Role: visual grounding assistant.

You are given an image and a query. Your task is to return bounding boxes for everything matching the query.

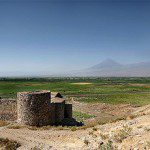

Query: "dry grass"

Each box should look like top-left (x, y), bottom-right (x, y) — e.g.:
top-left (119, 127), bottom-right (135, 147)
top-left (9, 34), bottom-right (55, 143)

top-left (70, 126), bottom-right (77, 131)
top-left (83, 138), bottom-right (90, 145)
top-left (126, 114), bottom-right (138, 120)
top-left (54, 126), bottom-right (70, 131)
top-left (0, 138), bottom-right (21, 150)
top-left (92, 127), bottom-right (98, 131)
top-left (99, 140), bottom-right (118, 150)
top-left (0, 120), bottom-right (9, 127)
top-left (78, 116), bottom-right (127, 131)
top-left (7, 125), bottom-right (22, 129)
top-left (113, 125), bottom-right (132, 143)
top-left (7, 125), bottom-right (52, 131)
top-left (71, 82), bottom-right (92, 85)
top-left (79, 123), bottom-right (96, 130)
top-left (147, 141), bottom-right (150, 148)
top-left (100, 133), bottom-right (109, 140)
top-left (30, 146), bottom-right (43, 150)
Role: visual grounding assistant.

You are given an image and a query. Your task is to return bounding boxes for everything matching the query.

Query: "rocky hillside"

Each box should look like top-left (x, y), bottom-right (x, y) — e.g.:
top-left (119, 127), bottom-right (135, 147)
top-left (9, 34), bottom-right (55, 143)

top-left (0, 104), bottom-right (150, 150)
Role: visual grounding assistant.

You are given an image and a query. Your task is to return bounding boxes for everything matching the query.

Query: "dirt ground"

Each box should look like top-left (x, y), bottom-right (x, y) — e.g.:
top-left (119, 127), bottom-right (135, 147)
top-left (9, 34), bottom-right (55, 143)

top-left (0, 98), bottom-right (149, 150)
top-left (0, 98), bottom-right (135, 123)
top-left (0, 104), bottom-right (150, 150)
top-left (71, 82), bottom-right (93, 85)
top-left (72, 100), bottom-right (135, 123)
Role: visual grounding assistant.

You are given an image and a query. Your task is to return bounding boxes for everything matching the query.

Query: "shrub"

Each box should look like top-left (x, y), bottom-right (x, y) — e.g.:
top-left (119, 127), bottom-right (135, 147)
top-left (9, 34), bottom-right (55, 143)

top-left (84, 138), bottom-right (90, 145)
top-left (92, 127), bottom-right (98, 131)
top-left (114, 125), bottom-right (132, 143)
top-left (0, 120), bottom-right (9, 127)
top-left (73, 111), bottom-right (95, 122)
top-left (8, 125), bottom-right (21, 129)
top-left (70, 126), bottom-right (77, 131)
top-left (0, 138), bottom-right (21, 150)
top-left (30, 146), bottom-right (42, 150)
top-left (99, 140), bottom-right (118, 150)
top-left (100, 133), bottom-right (109, 140)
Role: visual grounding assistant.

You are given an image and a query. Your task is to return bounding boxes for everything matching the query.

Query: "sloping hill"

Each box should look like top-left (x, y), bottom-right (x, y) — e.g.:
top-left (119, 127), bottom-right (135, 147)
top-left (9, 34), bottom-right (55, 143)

top-left (71, 59), bottom-right (150, 77)
top-left (0, 104), bottom-right (150, 150)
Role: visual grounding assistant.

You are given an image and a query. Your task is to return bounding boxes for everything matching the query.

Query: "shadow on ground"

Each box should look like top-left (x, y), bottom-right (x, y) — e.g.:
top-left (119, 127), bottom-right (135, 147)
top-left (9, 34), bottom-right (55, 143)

top-left (56, 118), bottom-right (84, 127)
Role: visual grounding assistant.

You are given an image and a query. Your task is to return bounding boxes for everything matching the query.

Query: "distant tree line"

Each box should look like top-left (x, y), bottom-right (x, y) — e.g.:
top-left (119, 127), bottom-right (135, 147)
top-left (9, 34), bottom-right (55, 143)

top-left (0, 77), bottom-right (150, 84)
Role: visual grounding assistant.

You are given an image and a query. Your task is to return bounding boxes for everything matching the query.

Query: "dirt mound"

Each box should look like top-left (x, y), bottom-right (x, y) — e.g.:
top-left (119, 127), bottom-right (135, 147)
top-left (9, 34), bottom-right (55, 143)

top-left (80, 105), bottom-right (150, 150)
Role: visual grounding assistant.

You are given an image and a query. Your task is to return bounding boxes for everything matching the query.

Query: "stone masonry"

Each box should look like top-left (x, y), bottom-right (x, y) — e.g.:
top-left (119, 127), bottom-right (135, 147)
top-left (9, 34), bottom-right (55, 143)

top-left (17, 90), bottom-right (72, 126)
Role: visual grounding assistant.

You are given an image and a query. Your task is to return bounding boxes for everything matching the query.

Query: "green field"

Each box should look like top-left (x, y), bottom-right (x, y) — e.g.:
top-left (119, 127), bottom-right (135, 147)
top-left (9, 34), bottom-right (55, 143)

top-left (0, 77), bottom-right (150, 106)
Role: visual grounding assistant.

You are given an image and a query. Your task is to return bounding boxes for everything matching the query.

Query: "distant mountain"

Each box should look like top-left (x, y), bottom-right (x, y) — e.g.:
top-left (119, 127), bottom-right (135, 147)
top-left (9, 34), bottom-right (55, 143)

top-left (89, 59), bottom-right (122, 70)
top-left (69, 59), bottom-right (150, 77)
top-left (1, 59), bottom-right (149, 77)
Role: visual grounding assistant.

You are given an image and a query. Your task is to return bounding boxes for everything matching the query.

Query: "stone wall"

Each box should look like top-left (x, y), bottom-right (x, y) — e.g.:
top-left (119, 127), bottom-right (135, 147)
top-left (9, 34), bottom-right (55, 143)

top-left (17, 90), bottom-right (72, 126)
top-left (64, 104), bottom-right (72, 119)
top-left (17, 91), bottom-right (51, 126)
top-left (49, 103), bottom-right (56, 125)
top-left (54, 101), bottom-right (65, 124)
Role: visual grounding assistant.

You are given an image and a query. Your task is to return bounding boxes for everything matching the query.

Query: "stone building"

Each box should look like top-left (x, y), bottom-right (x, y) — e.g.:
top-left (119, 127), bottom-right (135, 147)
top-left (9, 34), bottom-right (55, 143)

top-left (17, 90), bottom-right (72, 126)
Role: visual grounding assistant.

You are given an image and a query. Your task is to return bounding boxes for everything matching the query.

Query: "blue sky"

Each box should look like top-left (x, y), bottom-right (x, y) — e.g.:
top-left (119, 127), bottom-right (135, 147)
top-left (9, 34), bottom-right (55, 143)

top-left (0, 0), bottom-right (150, 75)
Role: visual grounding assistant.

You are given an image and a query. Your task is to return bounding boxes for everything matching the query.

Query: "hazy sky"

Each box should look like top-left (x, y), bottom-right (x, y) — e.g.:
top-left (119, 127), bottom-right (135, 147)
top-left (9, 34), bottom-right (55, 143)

top-left (0, 0), bottom-right (150, 75)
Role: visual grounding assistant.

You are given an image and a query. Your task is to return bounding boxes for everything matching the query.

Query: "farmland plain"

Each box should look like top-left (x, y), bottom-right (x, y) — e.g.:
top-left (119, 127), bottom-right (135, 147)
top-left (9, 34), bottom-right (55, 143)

top-left (0, 77), bottom-right (150, 106)
top-left (0, 77), bottom-right (150, 149)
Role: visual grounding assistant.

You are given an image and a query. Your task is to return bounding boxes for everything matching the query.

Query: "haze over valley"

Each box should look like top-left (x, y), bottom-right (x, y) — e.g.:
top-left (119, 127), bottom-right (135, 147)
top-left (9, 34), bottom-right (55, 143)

top-left (68, 59), bottom-right (150, 77)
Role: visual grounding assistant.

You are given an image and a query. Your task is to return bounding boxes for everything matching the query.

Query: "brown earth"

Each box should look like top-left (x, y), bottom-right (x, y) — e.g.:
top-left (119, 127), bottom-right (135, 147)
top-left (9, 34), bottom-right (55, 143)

top-left (0, 104), bottom-right (149, 150)
top-left (71, 82), bottom-right (93, 85)
top-left (0, 98), bottom-right (135, 123)
top-left (1, 98), bottom-right (150, 149)
top-left (72, 100), bottom-right (135, 123)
